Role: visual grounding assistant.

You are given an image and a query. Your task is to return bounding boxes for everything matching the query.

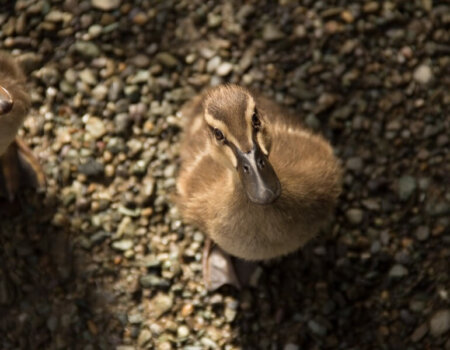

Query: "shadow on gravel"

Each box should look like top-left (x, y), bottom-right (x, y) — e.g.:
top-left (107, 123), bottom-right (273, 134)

top-left (0, 192), bottom-right (122, 349)
top-left (233, 234), bottom-right (393, 348)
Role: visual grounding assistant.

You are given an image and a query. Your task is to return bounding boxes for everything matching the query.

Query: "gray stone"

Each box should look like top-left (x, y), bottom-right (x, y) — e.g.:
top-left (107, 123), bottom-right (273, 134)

top-left (86, 116), bottom-right (106, 139)
top-left (207, 56), bottom-right (221, 73)
top-left (224, 306), bottom-right (237, 323)
top-left (409, 300), bottom-right (426, 312)
top-left (137, 329), bottom-right (152, 347)
top-left (263, 23), bottom-right (284, 41)
top-left (140, 274), bottom-right (170, 288)
top-left (111, 239), bottom-right (133, 251)
top-left (73, 41), bottom-right (100, 57)
top-left (155, 52), bottom-right (179, 68)
top-left (362, 199), bottom-right (380, 211)
top-left (114, 113), bottom-right (130, 134)
top-left (36, 66), bottom-right (60, 86)
top-left (177, 325), bottom-right (190, 338)
top-left (411, 323), bottom-right (428, 342)
top-left (413, 64), bottom-right (433, 84)
top-left (106, 137), bottom-right (126, 154)
top-left (128, 313), bottom-right (143, 324)
top-left (139, 255), bottom-right (160, 268)
top-left (127, 139), bottom-right (143, 157)
top-left (78, 159), bottom-right (104, 177)
top-left (207, 13), bottom-right (222, 28)
top-left (109, 79), bottom-right (124, 101)
top-left (148, 293), bottom-right (174, 318)
top-left (79, 68), bottom-right (97, 85)
top-left (346, 157), bottom-right (363, 172)
top-left (90, 231), bottom-right (110, 245)
top-left (91, 0), bottom-right (121, 11)
top-left (130, 70), bottom-right (150, 84)
top-left (389, 264), bottom-right (409, 278)
top-left (398, 175), bottom-right (416, 201)
top-left (46, 315), bottom-right (58, 332)
top-left (430, 309), bottom-right (450, 337)
top-left (308, 319), bottom-right (327, 336)
top-left (200, 338), bottom-right (218, 348)
top-left (346, 208), bottom-right (364, 225)
top-left (284, 344), bottom-right (300, 350)
top-left (130, 54), bottom-right (150, 68)
top-left (304, 114), bottom-right (320, 130)
top-left (415, 226), bottom-right (430, 241)
top-left (164, 164), bottom-right (177, 178)
top-left (216, 62), bottom-right (233, 76)
top-left (88, 24), bottom-right (103, 38)
top-left (92, 84), bottom-right (108, 100)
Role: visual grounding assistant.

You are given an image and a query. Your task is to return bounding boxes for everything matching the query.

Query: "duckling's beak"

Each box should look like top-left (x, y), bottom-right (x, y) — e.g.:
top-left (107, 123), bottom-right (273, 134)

top-left (236, 145), bottom-right (281, 205)
top-left (0, 85), bottom-right (14, 115)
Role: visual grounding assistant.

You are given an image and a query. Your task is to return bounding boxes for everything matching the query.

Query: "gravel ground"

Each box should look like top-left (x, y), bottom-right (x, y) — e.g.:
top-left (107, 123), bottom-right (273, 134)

top-left (0, 0), bottom-right (449, 349)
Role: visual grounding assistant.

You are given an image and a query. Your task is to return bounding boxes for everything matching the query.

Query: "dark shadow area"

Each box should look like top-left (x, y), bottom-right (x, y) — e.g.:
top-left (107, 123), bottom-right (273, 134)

top-left (0, 191), bottom-right (123, 349)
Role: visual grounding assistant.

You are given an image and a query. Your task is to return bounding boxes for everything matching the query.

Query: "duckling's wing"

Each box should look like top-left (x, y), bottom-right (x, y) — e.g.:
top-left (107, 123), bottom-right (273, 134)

top-left (0, 137), bottom-right (46, 201)
top-left (0, 52), bottom-right (45, 202)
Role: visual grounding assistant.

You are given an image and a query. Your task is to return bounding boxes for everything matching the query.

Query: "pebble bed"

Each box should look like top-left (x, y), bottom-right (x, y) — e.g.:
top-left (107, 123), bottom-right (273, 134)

top-left (0, 0), bottom-right (449, 349)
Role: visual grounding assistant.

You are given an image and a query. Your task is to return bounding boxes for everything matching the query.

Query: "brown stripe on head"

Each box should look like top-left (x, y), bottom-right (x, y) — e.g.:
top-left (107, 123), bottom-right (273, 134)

top-left (203, 85), bottom-right (254, 152)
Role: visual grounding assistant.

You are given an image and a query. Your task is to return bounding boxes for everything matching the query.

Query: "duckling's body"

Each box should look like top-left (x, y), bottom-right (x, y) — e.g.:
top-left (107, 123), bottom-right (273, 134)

top-left (0, 52), bottom-right (30, 155)
top-left (0, 51), bottom-right (45, 201)
top-left (177, 85), bottom-right (341, 287)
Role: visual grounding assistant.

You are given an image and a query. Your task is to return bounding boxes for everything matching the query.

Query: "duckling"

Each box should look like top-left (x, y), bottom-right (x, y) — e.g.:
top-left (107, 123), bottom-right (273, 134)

top-left (0, 51), bottom-right (45, 201)
top-left (176, 84), bottom-right (342, 290)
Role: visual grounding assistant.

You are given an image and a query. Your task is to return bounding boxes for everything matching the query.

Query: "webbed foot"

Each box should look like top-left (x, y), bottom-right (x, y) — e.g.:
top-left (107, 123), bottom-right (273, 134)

top-left (202, 238), bottom-right (259, 291)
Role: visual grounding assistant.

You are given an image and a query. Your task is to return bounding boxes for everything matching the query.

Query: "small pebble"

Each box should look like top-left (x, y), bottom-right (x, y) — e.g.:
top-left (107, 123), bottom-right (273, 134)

top-left (430, 309), bottom-right (450, 337)
top-left (411, 323), bottom-right (428, 342)
top-left (91, 0), bottom-right (121, 11)
top-left (216, 62), bottom-right (233, 76)
top-left (263, 23), bottom-right (284, 41)
top-left (177, 325), bottom-right (190, 339)
top-left (112, 239), bottom-right (133, 251)
top-left (398, 176), bottom-right (417, 201)
top-left (148, 293), bottom-right (174, 319)
top-left (85, 117), bottom-right (106, 139)
top-left (389, 264), bottom-right (409, 278)
top-left (284, 344), bottom-right (300, 350)
top-left (137, 329), bottom-right (152, 347)
top-left (413, 64), bottom-right (433, 84)
top-left (415, 226), bottom-right (430, 241)
top-left (346, 208), bottom-right (364, 225)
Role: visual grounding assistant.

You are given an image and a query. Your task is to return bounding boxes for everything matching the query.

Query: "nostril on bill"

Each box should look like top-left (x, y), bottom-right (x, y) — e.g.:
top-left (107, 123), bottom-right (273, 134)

top-left (257, 158), bottom-right (265, 169)
top-left (243, 164), bottom-right (250, 174)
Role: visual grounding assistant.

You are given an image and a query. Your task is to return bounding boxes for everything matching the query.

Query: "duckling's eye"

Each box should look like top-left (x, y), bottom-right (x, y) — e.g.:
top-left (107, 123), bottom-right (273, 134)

top-left (251, 111), bottom-right (261, 130)
top-left (213, 128), bottom-right (224, 141)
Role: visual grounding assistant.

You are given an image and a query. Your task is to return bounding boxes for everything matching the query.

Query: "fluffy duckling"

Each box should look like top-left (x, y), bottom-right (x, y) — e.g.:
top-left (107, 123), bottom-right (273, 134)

top-left (176, 84), bottom-right (342, 290)
top-left (0, 51), bottom-right (45, 201)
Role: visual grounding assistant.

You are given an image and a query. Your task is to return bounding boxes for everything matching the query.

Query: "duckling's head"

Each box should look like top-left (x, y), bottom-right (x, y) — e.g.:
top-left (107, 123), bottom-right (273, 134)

top-left (0, 51), bottom-right (27, 116)
top-left (0, 85), bottom-right (13, 115)
top-left (203, 84), bottom-right (281, 205)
